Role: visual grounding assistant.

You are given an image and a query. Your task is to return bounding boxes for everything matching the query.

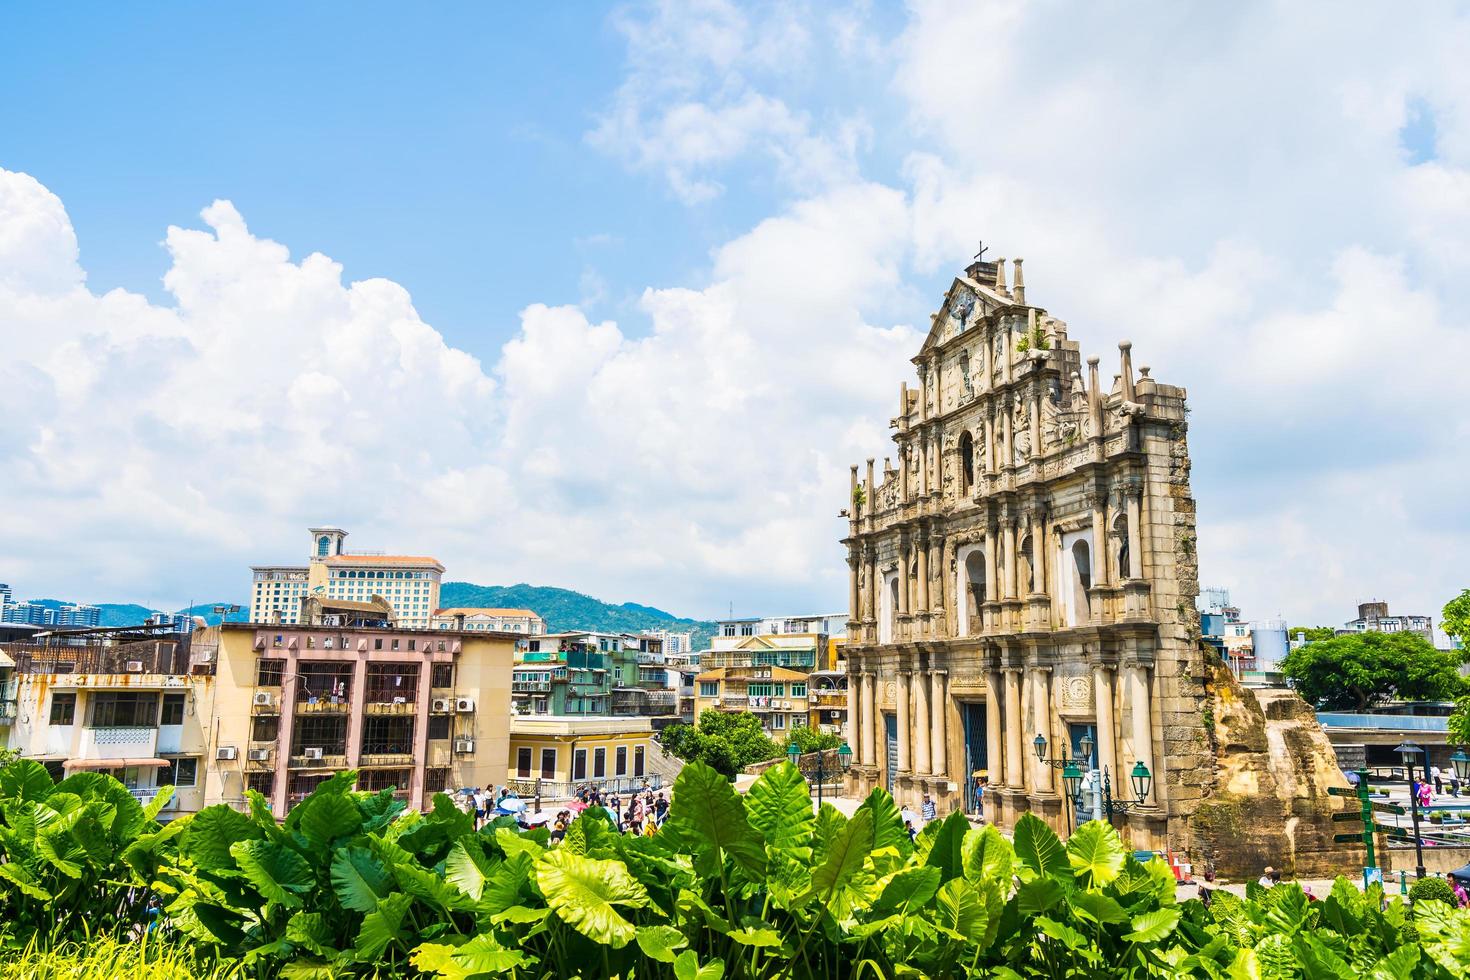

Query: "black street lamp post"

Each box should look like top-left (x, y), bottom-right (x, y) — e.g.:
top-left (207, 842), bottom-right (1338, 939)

top-left (789, 741), bottom-right (853, 808)
top-left (1396, 740), bottom-right (1429, 879)
top-left (1033, 734), bottom-right (1086, 833)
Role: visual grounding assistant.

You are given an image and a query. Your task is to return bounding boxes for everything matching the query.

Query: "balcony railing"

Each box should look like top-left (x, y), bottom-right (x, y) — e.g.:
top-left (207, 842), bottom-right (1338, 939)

top-left (296, 698), bottom-right (351, 714)
top-left (513, 681), bottom-right (552, 692)
top-left (289, 752), bottom-right (348, 769)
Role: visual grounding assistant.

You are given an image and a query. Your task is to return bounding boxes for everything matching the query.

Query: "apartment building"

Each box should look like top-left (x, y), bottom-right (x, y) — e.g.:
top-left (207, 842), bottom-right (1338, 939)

top-left (507, 715), bottom-right (667, 797)
top-left (692, 665), bottom-right (811, 734)
top-left (512, 631), bottom-right (678, 720)
top-left (203, 596), bottom-right (513, 817)
top-left (249, 526), bottom-right (444, 628)
top-left (711, 613), bottom-right (847, 650)
top-left (433, 607), bottom-right (545, 635)
top-left (2, 624), bottom-right (212, 817)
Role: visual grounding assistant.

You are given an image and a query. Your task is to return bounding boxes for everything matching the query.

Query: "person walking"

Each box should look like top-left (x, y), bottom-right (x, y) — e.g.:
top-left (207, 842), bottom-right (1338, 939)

top-left (1432, 766), bottom-right (1444, 795)
top-left (921, 794), bottom-right (938, 823)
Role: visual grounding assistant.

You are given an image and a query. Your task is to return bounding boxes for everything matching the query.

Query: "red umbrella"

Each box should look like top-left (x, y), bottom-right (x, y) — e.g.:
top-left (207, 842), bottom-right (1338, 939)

top-left (566, 800), bottom-right (589, 813)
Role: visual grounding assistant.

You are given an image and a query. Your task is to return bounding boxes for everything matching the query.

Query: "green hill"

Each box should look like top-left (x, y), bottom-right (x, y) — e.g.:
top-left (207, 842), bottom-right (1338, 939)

top-left (438, 582), bottom-right (715, 650)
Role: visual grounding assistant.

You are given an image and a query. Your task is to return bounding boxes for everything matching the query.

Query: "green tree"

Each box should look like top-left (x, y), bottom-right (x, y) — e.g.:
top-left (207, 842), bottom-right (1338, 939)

top-left (1281, 630), bottom-right (1467, 711)
top-left (780, 724), bottom-right (844, 756)
top-left (1439, 590), bottom-right (1470, 743)
top-left (1287, 625), bottom-right (1336, 643)
top-left (655, 710), bottom-right (779, 778)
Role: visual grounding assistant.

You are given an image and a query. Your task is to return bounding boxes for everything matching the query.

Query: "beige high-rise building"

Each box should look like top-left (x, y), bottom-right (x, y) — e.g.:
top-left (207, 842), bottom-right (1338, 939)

top-left (249, 526), bottom-right (443, 628)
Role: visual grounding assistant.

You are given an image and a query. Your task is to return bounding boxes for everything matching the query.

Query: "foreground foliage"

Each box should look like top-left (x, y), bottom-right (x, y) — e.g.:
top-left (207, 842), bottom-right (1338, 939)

top-left (2, 757), bottom-right (1470, 978)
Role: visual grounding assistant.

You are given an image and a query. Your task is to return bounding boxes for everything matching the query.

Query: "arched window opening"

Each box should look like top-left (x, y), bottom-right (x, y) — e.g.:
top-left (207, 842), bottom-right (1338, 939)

top-left (1113, 513), bottom-right (1131, 582)
top-left (1020, 533), bottom-right (1035, 595)
top-left (964, 551), bottom-right (986, 635)
top-left (317, 536), bottom-right (330, 557)
top-left (959, 432), bottom-right (975, 492)
top-left (1070, 540), bottom-right (1093, 626)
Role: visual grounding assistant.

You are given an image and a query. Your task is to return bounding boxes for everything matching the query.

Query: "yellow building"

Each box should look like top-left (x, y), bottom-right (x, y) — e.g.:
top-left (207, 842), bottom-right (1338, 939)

top-left (199, 598), bottom-right (513, 816)
top-left (433, 607), bottom-right (545, 635)
top-left (507, 715), bottom-right (663, 797)
top-left (692, 664), bottom-right (811, 735)
top-left (250, 526), bottom-right (444, 628)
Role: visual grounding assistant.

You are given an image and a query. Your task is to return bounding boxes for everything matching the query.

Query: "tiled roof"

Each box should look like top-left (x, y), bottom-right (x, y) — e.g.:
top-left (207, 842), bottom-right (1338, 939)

top-left (435, 607), bottom-right (541, 618)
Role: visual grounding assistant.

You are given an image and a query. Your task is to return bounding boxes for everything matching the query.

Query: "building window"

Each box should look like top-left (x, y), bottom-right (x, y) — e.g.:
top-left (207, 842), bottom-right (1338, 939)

top-left (431, 664), bottom-right (453, 688)
top-left (616, 746), bottom-right (627, 776)
top-left (258, 659), bottom-right (284, 686)
top-left (427, 715), bottom-right (450, 740)
top-left (251, 716), bottom-right (279, 741)
top-left (593, 747), bottom-right (607, 778)
top-left (634, 745), bottom-right (645, 777)
top-left (160, 693), bottom-right (186, 727)
top-left (87, 692), bottom-right (160, 728)
top-left (374, 639), bottom-right (384, 650)
top-left (160, 757), bottom-right (198, 787)
top-left (699, 682), bottom-right (719, 697)
top-left (772, 714), bottom-right (787, 730)
top-left (246, 771), bottom-right (274, 797)
top-left (517, 747), bottom-right (533, 778)
top-left (791, 683), bottom-right (807, 698)
top-left (540, 748), bottom-right (556, 779)
top-left (573, 748), bottom-right (587, 781)
top-left (49, 693), bottom-right (76, 726)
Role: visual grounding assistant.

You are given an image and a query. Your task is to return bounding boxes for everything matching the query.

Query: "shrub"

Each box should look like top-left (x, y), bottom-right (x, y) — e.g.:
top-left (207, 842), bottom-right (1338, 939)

top-left (1410, 875), bottom-right (1458, 908)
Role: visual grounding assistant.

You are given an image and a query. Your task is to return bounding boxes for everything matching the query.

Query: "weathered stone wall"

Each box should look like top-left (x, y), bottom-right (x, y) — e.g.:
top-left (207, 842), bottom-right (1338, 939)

top-left (1189, 661), bottom-right (1365, 879)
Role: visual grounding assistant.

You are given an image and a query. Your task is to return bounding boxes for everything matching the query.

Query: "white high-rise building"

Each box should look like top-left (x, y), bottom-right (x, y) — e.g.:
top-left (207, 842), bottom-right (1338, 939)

top-left (249, 526), bottom-right (444, 628)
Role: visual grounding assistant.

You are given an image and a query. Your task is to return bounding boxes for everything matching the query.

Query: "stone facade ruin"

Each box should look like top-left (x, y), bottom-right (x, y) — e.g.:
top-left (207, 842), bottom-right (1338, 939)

top-left (841, 252), bottom-right (1361, 875)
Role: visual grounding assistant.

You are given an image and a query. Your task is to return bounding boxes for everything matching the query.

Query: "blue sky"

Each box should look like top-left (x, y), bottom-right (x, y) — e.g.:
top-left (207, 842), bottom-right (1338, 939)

top-left (2, 1), bottom-right (1468, 627)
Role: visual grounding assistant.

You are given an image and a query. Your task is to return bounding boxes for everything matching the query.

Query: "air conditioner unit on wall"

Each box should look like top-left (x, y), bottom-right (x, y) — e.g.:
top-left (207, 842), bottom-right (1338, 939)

top-left (253, 691), bottom-right (274, 707)
top-left (455, 697), bottom-right (475, 713)
top-left (304, 747), bottom-right (324, 760)
top-left (454, 738), bottom-right (475, 754)
top-left (125, 661), bottom-right (144, 673)
top-left (247, 748), bottom-right (271, 761)
top-left (431, 698), bottom-right (451, 713)
top-left (216, 746), bottom-right (238, 761)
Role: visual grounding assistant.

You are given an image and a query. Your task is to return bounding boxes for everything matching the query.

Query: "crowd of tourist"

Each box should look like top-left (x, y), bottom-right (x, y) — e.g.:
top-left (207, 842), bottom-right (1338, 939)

top-left (453, 782), bottom-right (671, 839)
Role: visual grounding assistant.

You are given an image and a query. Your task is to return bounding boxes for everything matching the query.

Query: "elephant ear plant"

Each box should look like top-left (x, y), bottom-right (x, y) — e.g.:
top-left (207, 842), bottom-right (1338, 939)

top-left (5, 756), bottom-right (1470, 977)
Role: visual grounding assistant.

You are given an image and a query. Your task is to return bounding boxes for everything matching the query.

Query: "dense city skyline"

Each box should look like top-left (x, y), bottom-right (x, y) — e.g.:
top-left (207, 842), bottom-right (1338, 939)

top-left (3, 2), bottom-right (1467, 624)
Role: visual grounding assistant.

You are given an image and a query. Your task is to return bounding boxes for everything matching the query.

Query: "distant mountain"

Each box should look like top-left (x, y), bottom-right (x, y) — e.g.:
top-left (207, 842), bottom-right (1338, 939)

top-left (438, 582), bottom-right (716, 650)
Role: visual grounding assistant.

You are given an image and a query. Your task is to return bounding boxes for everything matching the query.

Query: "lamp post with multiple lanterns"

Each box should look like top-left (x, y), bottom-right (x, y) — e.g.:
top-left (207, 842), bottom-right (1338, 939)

top-left (1033, 732), bottom-right (1152, 829)
top-left (787, 741), bottom-right (853, 809)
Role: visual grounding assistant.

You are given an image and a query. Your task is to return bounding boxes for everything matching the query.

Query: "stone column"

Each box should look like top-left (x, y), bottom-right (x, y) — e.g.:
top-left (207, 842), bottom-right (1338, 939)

top-left (860, 672), bottom-right (876, 766)
top-left (867, 551), bottom-right (879, 627)
top-left (1092, 663), bottom-right (1117, 783)
top-left (1004, 521), bottom-right (1019, 600)
top-left (985, 671), bottom-right (1004, 786)
top-left (916, 536), bottom-right (929, 635)
top-left (918, 435), bottom-right (929, 498)
top-left (1127, 662), bottom-right (1155, 805)
top-left (846, 662), bottom-right (859, 754)
top-left (1091, 494), bottom-right (1111, 590)
top-left (896, 671), bottom-right (911, 774)
top-left (1002, 397), bottom-right (1014, 467)
top-left (1033, 667), bottom-right (1054, 795)
top-left (900, 444), bottom-right (911, 503)
top-left (1030, 518), bottom-right (1046, 595)
top-left (1003, 668), bottom-right (1023, 790)
top-left (1030, 385), bottom-right (1042, 460)
top-left (865, 458), bottom-right (876, 529)
top-left (1087, 357), bottom-right (1102, 441)
top-left (899, 545), bottom-right (911, 621)
top-left (930, 670), bottom-right (947, 777)
top-left (848, 552), bottom-right (860, 629)
top-left (1126, 490), bottom-right (1143, 580)
top-left (983, 410), bottom-right (995, 474)
top-left (984, 526), bottom-right (999, 603)
top-left (913, 666), bottom-right (931, 776)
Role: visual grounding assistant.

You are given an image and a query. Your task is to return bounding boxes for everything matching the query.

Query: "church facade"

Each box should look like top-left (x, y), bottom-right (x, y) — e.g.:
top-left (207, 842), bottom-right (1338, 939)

top-left (842, 253), bottom-right (1206, 850)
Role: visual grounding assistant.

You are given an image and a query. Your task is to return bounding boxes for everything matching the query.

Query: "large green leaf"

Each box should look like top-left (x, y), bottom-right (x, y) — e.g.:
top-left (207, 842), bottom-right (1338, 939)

top-left (745, 762), bottom-right (815, 853)
top-left (142, 785), bottom-right (175, 822)
top-left (445, 836), bottom-right (497, 900)
top-left (452, 934), bottom-right (527, 973)
top-left (962, 824), bottom-right (1013, 886)
top-left (394, 858), bottom-right (475, 913)
top-left (1015, 877), bottom-right (1065, 915)
top-left (1123, 907), bottom-right (1181, 943)
top-left (536, 846), bottom-right (651, 948)
top-left (1065, 819), bottom-right (1125, 887)
top-left (0, 759), bottom-right (55, 803)
top-left (873, 865), bottom-right (941, 916)
top-left (805, 807), bottom-right (874, 919)
top-left (0, 862), bottom-right (52, 900)
top-left (662, 762), bottom-right (766, 878)
top-left (922, 810), bottom-right (969, 882)
top-left (299, 790), bottom-right (363, 851)
top-left (673, 950), bottom-right (726, 980)
top-left (284, 912), bottom-right (338, 957)
top-left (854, 786), bottom-right (910, 855)
top-left (330, 845), bottom-right (391, 912)
top-left (183, 804), bottom-right (261, 871)
top-left (1367, 945), bottom-right (1419, 980)
top-left (480, 850), bottom-right (536, 914)
top-left (1069, 890), bottom-right (1129, 925)
top-left (231, 838), bottom-right (314, 908)
top-left (934, 878), bottom-right (989, 943)
top-left (1012, 812), bottom-right (1071, 883)
top-left (637, 924), bottom-right (690, 963)
top-left (356, 891), bottom-right (413, 959)
top-left (811, 803), bottom-right (846, 865)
